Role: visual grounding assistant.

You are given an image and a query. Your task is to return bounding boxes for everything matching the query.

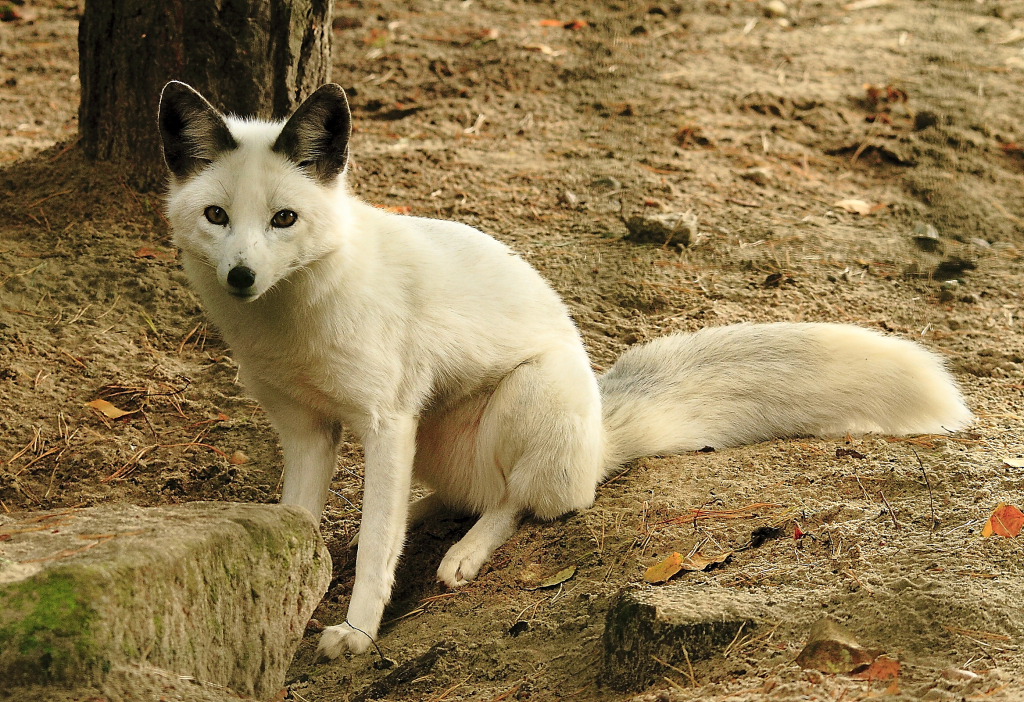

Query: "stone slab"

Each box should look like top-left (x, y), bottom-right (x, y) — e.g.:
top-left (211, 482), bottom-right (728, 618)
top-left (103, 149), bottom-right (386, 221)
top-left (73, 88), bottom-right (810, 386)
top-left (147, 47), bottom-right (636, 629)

top-left (0, 502), bottom-right (331, 701)
top-left (602, 584), bottom-right (766, 691)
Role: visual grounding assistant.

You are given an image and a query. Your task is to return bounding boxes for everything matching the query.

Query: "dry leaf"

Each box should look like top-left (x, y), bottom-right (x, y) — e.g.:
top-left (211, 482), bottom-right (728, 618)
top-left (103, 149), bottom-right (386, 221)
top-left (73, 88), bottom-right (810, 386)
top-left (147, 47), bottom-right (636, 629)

top-left (1001, 456), bottom-right (1024, 468)
top-left (834, 199), bottom-right (873, 215)
top-left (217, 412), bottom-right (230, 421)
top-left (843, 0), bottom-right (892, 10)
top-left (228, 450), bottom-right (249, 465)
top-left (536, 565), bottom-right (576, 588)
top-left (853, 655), bottom-right (900, 681)
top-left (644, 550), bottom-right (732, 584)
top-left (537, 19), bottom-right (563, 27)
top-left (85, 398), bottom-right (134, 419)
top-left (518, 564), bottom-right (576, 590)
top-left (981, 504), bottom-right (1023, 538)
top-left (644, 552), bottom-right (684, 584)
top-left (796, 618), bottom-right (881, 674)
top-left (521, 43), bottom-right (565, 56)
top-left (134, 246), bottom-right (176, 261)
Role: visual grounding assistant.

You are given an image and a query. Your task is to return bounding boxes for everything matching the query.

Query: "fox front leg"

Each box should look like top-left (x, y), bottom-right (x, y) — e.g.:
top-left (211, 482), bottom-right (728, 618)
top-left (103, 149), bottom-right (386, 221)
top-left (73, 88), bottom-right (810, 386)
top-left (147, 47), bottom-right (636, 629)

top-left (317, 414), bottom-right (417, 658)
top-left (250, 381), bottom-right (341, 522)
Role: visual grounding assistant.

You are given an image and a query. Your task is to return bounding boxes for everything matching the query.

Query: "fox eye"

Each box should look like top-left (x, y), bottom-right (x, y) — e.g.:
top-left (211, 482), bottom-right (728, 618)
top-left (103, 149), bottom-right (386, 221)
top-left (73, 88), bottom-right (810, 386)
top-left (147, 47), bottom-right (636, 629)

top-left (271, 209), bottom-right (298, 228)
top-left (204, 206), bottom-right (229, 226)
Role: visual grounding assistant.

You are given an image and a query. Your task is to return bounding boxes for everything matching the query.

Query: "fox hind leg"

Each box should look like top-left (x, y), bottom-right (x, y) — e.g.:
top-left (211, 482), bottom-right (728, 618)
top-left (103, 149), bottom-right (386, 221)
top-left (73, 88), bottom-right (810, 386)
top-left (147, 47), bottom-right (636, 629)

top-left (434, 346), bottom-right (604, 587)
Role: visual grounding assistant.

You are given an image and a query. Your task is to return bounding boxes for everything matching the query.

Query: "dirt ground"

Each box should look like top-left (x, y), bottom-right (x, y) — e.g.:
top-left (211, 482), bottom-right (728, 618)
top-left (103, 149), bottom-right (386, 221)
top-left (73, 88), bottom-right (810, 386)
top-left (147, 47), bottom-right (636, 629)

top-left (1, 0), bottom-right (1024, 700)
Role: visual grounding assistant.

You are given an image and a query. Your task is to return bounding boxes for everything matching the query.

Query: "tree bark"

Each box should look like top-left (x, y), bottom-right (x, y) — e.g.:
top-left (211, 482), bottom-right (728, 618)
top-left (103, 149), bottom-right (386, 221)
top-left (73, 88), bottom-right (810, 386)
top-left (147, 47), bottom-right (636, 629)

top-left (79, 0), bottom-right (334, 190)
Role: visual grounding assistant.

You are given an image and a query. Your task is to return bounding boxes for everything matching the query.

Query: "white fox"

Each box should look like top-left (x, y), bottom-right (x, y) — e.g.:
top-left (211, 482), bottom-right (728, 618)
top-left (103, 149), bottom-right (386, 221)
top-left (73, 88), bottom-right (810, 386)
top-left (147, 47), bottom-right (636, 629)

top-left (158, 82), bottom-right (973, 660)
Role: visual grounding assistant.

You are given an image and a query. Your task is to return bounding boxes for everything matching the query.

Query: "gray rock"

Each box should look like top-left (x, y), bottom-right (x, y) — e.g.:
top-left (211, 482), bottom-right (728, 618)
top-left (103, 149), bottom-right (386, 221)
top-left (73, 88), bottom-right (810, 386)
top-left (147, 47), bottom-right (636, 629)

top-left (602, 584), bottom-right (765, 691)
top-left (740, 167), bottom-right (772, 187)
top-left (0, 502), bottom-right (330, 701)
top-left (912, 222), bottom-right (941, 252)
top-left (624, 211), bottom-right (697, 247)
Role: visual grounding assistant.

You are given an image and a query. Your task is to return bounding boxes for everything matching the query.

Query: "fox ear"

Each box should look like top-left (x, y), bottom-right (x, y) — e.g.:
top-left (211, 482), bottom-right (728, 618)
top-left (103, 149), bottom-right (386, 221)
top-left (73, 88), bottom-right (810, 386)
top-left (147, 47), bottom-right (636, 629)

top-left (158, 81), bottom-right (237, 180)
top-left (273, 84), bottom-right (352, 184)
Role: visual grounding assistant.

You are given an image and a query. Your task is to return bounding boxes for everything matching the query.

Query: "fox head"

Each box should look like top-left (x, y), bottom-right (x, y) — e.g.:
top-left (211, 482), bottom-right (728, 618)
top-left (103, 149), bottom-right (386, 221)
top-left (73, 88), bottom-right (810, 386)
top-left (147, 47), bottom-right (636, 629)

top-left (158, 81), bottom-right (352, 301)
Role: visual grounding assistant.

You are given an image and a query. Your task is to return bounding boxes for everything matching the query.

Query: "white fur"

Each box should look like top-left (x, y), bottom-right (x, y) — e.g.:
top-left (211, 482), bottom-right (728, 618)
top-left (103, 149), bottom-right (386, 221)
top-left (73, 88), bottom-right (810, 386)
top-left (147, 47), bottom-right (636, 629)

top-left (165, 116), bottom-right (972, 661)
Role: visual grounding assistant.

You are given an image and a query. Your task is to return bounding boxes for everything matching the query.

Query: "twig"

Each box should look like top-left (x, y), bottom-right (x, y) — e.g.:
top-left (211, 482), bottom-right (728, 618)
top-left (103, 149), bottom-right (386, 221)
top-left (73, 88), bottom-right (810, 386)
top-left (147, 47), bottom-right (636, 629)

top-left (426, 675), bottom-right (471, 702)
top-left (663, 676), bottom-right (686, 691)
top-left (101, 445), bottom-right (159, 483)
top-left (27, 189), bottom-right (73, 209)
top-left (658, 502), bottom-right (784, 526)
top-left (912, 448), bottom-right (936, 532)
top-left (161, 441), bottom-right (226, 458)
top-left (5, 427), bottom-right (42, 467)
top-left (178, 323), bottom-right (201, 355)
top-left (879, 491), bottom-right (899, 530)
top-left (14, 446), bottom-right (61, 476)
top-left (20, 535), bottom-right (113, 563)
top-left (855, 475), bottom-right (870, 501)
top-left (49, 139), bottom-right (79, 162)
top-left (850, 121), bottom-right (881, 163)
top-left (58, 348), bottom-right (88, 369)
top-left (722, 622), bottom-right (747, 658)
top-left (651, 654), bottom-right (695, 687)
top-left (682, 646), bottom-right (696, 687)
top-left (600, 463), bottom-right (633, 488)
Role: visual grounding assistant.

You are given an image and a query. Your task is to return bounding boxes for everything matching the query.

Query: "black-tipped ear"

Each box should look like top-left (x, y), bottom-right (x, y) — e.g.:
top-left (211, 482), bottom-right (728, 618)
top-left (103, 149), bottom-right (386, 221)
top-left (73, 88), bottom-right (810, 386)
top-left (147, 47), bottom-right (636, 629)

top-left (272, 84), bottom-right (352, 184)
top-left (158, 81), bottom-right (238, 180)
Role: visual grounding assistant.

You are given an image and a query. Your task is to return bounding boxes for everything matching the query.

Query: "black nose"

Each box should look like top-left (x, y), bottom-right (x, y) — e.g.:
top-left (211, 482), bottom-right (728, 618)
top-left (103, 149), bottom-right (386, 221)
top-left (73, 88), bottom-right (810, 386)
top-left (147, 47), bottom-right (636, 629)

top-left (227, 266), bottom-right (256, 290)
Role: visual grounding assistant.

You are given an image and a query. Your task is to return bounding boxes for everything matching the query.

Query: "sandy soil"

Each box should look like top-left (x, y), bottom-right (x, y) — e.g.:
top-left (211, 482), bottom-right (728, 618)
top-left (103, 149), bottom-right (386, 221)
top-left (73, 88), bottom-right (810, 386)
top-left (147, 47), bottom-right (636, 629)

top-left (1, 0), bottom-right (1023, 700)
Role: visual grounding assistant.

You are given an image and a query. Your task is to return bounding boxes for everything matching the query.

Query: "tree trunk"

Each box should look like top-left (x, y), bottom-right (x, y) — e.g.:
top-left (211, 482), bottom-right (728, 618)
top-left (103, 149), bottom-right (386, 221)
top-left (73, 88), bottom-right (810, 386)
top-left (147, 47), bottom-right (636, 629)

top-left (78, 0), bottom-right (334, 190)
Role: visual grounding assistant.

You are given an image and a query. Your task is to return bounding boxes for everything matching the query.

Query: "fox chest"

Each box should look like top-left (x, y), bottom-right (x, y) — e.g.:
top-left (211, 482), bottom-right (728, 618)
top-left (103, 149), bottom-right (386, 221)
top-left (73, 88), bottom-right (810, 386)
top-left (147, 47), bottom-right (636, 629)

top-left (231, 328), bottom-right (391, 424)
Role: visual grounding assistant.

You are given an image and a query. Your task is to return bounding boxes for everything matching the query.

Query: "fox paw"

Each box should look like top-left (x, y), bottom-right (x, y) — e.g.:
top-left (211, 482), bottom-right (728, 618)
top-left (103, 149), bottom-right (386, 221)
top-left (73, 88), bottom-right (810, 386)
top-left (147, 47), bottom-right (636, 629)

top-left (437, 542), bottom-right (487, 588)
top-left (316, 623), bottom-right (373, 660)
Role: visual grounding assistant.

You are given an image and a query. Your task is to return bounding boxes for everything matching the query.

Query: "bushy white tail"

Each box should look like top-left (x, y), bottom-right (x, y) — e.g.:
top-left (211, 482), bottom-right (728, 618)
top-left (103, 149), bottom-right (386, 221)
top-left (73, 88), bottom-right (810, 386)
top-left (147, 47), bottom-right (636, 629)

top-left (599, 323), bottom-right (973, 473)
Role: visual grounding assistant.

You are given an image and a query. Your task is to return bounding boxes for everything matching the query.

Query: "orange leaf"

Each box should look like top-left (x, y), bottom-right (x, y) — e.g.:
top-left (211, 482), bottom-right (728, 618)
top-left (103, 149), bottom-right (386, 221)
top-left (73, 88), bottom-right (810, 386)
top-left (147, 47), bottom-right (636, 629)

top-left (794, 524), bottom-right (805, 540)
top-left (538, 19), bottom-right (563, 26)
top-left (982, 504), bottom-right (1024, 538)
top-left (134, 246), bottom-right (176, 261)
top-left (217, 412), bottom-right (230, 421)
top-left (372, 203), bottom-right (411, 215)
top-left (644, 550), bottom-right (731, 584)
top-left (85, 398), bottom-right (135, 419)
top-left (853, 655), bottom-right (900, 681)
top-left (644, 552), bottom-right (683, 584)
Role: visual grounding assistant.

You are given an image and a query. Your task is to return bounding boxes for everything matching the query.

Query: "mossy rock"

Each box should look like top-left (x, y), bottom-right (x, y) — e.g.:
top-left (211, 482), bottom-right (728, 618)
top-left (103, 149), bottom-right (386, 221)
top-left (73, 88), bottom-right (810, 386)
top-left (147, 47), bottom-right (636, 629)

top-left (0, 502), bottom-right (330, 700)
